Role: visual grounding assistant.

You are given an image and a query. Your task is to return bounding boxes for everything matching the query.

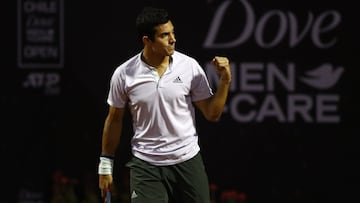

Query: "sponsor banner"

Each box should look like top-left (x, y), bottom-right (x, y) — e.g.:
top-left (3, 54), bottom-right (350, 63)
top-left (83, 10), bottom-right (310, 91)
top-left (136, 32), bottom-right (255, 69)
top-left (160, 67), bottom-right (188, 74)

top-left (17, 0), bottom-right (64, 68)
top-left (200, 0), bottom-right (344, 123)
top-left (17, 0), bottom-right (64, 96)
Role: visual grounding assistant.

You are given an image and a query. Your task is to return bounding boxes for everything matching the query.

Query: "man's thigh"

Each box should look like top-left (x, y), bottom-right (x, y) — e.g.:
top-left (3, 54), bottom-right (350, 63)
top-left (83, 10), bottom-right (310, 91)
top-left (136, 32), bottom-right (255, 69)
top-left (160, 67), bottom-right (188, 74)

top-left (126, 157), bottom-right (168, 203)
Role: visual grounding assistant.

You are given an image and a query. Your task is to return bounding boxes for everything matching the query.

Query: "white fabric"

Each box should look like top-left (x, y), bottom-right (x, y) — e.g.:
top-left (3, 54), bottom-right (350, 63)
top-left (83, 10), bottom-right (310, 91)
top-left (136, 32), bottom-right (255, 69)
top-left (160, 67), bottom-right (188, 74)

top-left (98, 157), bottom-right (114, 175)
top-left (107, 51), bottom-right (213, 165)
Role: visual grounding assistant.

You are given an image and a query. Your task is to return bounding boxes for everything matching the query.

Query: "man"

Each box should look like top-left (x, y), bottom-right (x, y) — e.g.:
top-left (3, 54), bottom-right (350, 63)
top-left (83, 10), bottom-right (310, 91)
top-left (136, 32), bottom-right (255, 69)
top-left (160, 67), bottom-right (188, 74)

top-left (98, 6), bottom-right (232, 203)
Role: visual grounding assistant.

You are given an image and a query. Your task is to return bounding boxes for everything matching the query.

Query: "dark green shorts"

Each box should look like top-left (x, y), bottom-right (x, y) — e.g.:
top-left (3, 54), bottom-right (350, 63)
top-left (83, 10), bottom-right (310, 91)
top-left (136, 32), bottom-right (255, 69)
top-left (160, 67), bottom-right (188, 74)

top-left (125, 153), bottom-right (210, 203)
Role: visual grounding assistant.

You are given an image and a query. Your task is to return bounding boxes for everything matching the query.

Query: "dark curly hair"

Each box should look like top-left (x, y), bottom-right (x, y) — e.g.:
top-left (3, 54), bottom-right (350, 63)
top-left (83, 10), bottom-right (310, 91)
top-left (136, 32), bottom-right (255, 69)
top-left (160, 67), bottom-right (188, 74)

top-left (136, 7), bottom-right (170, 41)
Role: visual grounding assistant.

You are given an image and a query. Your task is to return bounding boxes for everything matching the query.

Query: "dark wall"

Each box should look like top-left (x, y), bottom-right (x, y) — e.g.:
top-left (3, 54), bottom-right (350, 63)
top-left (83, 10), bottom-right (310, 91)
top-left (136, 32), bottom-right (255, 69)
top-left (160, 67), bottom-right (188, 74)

top-left (2, 0), bottom-right (359, 202)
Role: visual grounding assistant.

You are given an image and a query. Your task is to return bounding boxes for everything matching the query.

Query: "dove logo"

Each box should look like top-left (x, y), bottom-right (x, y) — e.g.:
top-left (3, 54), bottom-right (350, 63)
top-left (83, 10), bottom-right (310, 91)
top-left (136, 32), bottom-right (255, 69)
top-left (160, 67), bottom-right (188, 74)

top-left (205, 61), bottom-right (343, 123)
top-left (300, 64), bottom-right (344, 90)
top-left (204, 0), bottom-right (341, 49)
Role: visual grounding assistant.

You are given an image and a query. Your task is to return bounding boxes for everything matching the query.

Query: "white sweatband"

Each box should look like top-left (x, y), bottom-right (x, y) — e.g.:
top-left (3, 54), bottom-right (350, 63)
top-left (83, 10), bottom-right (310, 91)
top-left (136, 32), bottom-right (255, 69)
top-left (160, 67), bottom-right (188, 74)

top-left (98, 156), bottom-right (114, 175)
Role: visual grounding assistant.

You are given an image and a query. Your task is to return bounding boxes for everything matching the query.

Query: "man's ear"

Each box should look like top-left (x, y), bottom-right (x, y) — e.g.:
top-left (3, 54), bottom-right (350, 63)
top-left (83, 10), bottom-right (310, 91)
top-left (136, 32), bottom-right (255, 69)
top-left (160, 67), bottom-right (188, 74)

top-left (142, 36), bottom-right (150, 44)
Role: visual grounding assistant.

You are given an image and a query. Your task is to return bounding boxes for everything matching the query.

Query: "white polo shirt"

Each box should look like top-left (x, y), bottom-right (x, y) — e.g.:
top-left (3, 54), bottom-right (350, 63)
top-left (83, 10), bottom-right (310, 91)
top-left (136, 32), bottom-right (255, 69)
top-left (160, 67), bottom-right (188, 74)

top-left (107, 51), bottom-right (213, 165)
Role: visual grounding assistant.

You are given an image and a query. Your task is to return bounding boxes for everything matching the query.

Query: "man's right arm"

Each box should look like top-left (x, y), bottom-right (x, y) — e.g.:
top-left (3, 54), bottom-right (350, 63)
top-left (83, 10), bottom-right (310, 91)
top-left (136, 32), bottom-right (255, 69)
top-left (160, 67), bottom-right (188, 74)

top-left (98, 106), bottom-right (125, 191)
top-left (101, 106), bottom-right (125, 155)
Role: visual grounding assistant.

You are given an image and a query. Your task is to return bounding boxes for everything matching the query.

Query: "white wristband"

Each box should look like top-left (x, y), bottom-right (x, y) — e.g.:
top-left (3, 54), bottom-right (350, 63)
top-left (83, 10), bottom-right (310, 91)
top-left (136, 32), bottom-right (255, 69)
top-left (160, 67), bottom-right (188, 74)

top-left (98, 156), bottom-right (114, 175)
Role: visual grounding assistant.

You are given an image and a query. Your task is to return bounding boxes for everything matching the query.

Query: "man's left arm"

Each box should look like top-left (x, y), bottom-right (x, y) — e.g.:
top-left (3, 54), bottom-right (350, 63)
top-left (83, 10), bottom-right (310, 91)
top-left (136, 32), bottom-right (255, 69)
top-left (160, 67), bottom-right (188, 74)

top-left (194, 56), bottom-right (232, 122)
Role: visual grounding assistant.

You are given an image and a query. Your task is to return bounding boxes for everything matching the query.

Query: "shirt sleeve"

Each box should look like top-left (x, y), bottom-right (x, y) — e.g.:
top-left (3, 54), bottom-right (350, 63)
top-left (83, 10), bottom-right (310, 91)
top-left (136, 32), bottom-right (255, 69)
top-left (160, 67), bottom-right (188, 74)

top-left (107, 67), bottom-right (128, 108)
top-left (190, 59), bottom-right (213, 102)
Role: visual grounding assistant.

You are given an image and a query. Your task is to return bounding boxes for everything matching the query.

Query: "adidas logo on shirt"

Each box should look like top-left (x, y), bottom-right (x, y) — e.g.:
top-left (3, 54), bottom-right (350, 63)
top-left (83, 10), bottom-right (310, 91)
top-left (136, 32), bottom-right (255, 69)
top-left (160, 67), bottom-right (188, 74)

top-left (173, 76), bottom-right (182, 83)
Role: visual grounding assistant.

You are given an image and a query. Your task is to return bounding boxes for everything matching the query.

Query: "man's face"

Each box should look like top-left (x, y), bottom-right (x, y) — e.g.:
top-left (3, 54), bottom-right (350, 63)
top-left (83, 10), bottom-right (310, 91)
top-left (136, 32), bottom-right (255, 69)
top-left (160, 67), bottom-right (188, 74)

top-left (150, 20), bottom-right (176, 56)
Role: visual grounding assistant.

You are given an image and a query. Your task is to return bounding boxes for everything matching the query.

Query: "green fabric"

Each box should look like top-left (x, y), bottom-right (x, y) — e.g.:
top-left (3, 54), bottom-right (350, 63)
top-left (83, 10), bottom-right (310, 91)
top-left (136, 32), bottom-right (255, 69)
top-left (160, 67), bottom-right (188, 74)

top-left (126, 153), bottom-right (210, 203)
